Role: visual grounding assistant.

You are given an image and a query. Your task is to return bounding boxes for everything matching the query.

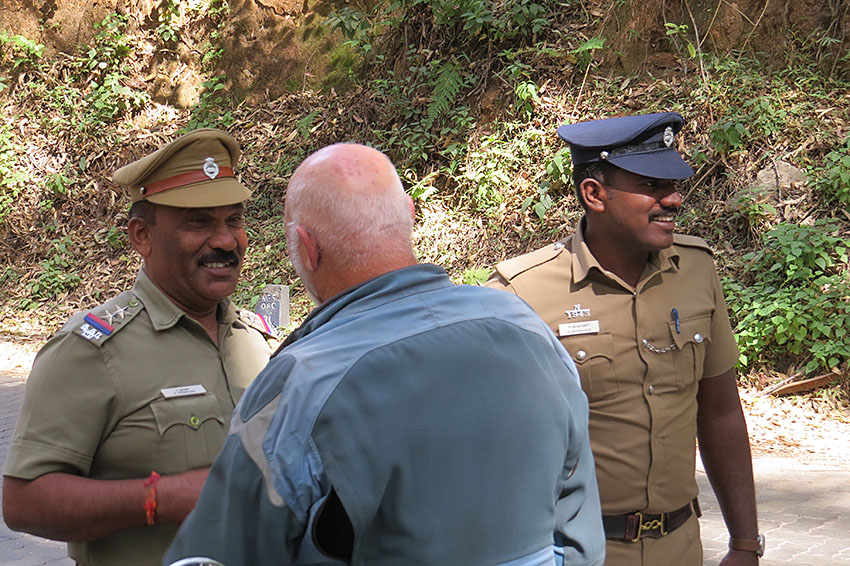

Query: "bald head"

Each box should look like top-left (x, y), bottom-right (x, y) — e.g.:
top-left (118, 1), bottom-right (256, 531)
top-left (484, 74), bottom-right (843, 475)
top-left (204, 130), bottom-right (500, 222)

top-left (285, 143), bottom-right (417, 302)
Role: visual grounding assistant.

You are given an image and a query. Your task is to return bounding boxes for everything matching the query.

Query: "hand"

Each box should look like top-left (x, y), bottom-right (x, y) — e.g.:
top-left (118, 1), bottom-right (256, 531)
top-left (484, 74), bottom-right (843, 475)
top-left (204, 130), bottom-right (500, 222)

top-left (718, 549), bottom-right (759, 566)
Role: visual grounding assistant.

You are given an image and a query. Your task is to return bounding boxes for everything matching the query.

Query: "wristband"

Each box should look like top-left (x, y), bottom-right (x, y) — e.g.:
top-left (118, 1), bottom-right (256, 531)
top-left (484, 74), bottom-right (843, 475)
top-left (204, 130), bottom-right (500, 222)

top-left (143, 471), bottom-right (161, 526)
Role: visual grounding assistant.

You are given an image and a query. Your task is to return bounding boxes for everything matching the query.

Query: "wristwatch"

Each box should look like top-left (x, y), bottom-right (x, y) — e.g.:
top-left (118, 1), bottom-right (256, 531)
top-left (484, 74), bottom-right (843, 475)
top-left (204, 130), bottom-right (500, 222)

top-left (729, 534), bottom-right (765, 557)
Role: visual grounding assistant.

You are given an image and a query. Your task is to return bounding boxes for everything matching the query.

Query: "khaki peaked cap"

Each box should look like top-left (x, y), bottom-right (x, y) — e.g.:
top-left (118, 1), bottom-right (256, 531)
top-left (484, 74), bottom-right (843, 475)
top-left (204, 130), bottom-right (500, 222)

top-left (113, 128), bottom-right (252, 207)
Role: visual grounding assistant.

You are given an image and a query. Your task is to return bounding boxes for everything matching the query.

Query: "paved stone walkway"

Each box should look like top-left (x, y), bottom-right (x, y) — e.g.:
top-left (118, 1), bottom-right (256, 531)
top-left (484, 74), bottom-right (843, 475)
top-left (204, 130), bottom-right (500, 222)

top-left (0, 374), bottom-right (72, 565)
top-left (699, 456), bottom-right (850, 565)
top-left (0, 370), bottom-right (848, 565)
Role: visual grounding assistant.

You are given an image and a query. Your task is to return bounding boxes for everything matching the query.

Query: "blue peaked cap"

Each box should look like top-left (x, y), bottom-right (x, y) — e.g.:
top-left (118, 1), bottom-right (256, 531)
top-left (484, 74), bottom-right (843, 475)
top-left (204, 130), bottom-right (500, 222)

top-left (557, 112), bottom-right (694, 180)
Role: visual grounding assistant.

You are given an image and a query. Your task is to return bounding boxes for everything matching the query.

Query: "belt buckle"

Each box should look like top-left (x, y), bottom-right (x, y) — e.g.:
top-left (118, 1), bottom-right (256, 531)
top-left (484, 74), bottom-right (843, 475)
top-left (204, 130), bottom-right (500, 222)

top-left (630, 511), bottom-right (669, 542)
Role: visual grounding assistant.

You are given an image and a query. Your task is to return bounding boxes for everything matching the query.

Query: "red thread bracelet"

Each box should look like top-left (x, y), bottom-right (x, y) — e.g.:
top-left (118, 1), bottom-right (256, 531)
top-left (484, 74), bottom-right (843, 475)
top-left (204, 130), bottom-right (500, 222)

top-left (143, 471), bottom-right (160, 526)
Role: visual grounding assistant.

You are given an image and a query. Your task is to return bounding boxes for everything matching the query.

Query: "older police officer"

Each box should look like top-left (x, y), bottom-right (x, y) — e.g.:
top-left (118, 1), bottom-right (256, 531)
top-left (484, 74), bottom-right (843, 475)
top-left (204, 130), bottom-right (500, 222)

top-left (3, 129), bottom-right (273, 566)
top-left (488, 113), bottom-right (762, 566)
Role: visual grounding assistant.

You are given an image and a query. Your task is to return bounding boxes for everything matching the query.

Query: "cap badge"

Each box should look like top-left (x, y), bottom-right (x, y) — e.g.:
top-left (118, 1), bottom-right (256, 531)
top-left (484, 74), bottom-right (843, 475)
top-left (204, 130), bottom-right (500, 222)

top-left (203, 157), bottom-right (220, 179)
top-left (663, 126), bottom-right (675, 147)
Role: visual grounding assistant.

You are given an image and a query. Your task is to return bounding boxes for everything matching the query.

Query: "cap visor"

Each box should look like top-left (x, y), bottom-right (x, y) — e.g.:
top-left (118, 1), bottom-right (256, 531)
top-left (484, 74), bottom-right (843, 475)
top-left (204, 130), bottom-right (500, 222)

top-left (145, 178), bottom-right (252, 207)
top-left (609, 149), bottom-right (694, 180)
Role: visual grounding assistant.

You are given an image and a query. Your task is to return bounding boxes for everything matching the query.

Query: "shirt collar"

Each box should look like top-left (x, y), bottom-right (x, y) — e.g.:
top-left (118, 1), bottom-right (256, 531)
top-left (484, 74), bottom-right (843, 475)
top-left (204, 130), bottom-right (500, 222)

top-left (278, 264), bottom-right (451, 350)
top-left (133, 269), bottom-right (235, 331)
top-left (569, 215), bottom-right (681, 286)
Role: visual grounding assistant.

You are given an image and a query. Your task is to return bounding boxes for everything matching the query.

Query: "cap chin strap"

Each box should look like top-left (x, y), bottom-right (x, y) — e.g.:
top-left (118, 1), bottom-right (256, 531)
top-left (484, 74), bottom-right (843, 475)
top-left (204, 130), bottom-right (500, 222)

top-left (600, 140), bottom-right (671, 161)
top-left (141, 167), bottom-right (234, 197)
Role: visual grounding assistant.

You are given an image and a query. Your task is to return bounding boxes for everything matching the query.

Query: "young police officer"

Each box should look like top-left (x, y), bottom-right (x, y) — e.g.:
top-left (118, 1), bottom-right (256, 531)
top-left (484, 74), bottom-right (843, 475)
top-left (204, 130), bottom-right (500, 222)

top-left (488, 113), bottom-right (763, 566)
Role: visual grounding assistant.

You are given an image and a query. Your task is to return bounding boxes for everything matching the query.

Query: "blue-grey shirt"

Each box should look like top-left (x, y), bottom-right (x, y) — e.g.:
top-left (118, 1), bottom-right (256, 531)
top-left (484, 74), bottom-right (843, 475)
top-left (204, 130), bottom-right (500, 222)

top-left (165, 264), bottom-right (604, 566)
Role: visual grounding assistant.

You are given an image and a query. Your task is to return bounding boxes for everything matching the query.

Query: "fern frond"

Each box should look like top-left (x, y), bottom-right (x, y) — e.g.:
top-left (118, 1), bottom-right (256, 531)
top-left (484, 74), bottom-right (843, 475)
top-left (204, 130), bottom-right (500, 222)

top-left (426, 61), bottom-right (465, 124)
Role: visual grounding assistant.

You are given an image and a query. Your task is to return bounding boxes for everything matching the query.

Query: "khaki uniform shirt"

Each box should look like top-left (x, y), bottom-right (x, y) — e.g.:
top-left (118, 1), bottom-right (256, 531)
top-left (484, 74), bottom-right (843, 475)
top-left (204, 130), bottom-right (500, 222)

top-left (488, 218), bottom-right (738, 520)
top-left (4, 270), bottom-right (272, 566)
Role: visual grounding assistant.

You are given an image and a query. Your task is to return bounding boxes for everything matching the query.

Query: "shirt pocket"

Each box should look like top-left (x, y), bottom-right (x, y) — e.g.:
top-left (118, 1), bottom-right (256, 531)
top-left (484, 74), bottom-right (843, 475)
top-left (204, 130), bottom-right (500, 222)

top-left (149, 393), bottom-right (226, 471)
top-left (561, 333), bottom-right (618, 402)
top-left (670, 313), bottom-right (712, 387)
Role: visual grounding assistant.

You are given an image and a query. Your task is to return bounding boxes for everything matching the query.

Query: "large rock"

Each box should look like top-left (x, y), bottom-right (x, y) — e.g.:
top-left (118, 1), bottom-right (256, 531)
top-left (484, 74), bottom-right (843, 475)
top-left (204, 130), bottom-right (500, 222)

top-left (752, 161), bottom-right (808, 192)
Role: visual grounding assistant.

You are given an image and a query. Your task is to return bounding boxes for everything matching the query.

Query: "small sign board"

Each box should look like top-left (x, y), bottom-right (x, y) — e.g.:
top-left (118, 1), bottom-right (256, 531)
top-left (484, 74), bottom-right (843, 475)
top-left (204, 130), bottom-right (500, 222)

top-left (255, 285), bottom-right (289, 330)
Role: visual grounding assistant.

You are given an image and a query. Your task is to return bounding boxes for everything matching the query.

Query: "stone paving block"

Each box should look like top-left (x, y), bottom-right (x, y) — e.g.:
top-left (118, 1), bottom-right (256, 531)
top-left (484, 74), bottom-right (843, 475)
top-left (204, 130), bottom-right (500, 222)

top-left (4, 554), bottom-right (72, 566)
top-left (0, 536), bottom-right (26, 552)
top-left (812, 521), bottom-right (850, 539)
top-left (772, 540), bottom-right (826, 559)
top-left (790, 516), bottom-right (838, 533)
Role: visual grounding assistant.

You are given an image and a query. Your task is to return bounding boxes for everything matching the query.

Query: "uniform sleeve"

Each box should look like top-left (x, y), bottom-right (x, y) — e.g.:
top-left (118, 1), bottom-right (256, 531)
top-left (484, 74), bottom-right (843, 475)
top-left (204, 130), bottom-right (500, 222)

top-left (3, 332), bottom-right (115, 479)
top-left (703, 269), bottom-right (740, 379)
top-left (553, 355), bottom-right (606, 566)
top-left (163, 435), bottom-right (306, 566)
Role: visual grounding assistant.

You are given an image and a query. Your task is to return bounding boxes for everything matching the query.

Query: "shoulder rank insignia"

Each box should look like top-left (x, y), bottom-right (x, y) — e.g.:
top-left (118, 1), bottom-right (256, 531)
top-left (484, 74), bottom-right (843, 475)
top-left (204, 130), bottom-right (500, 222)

top-left (81, 313), bottom-right (114, 339)
top-left (237, 309), bottom-right (279, 340)
top-left (72, 294), bottom-right (145, 347)
top-left (496, 240), bottom-right (567, 281)
top-left (673, 234), bottom-right (714, 255)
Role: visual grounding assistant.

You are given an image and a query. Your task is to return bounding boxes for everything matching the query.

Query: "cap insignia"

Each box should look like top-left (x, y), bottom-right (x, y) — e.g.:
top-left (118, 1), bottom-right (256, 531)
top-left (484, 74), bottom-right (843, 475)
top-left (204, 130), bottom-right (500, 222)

top-left (663, 126), bottom-right (675, 147)
top-left (203, 157), bottom-right (220, 179)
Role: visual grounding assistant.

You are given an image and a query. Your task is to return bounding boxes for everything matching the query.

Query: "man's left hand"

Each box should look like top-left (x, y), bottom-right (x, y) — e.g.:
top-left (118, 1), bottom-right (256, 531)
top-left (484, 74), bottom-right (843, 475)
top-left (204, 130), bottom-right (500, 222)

top-left (718, 549), bottom-right (759, 565)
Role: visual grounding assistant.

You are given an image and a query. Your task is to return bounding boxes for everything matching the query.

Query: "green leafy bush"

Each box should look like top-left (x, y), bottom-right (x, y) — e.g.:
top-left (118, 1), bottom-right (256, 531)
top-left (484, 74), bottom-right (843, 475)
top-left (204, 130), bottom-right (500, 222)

top-left (324, 0), bottom-right (565, 201)
top-left (0, 123), bottom-right (28, 222)
top-left (812, 137), bottom-right (850, 206)
top-left (523, 148), bottom-right (571, 220)
top-left (185, 74), bottom-right (233, 130)
top-left (724, 220), bottom-right (850, 375)
top-left (8, 14), bottom-right (149, 135)
top-left (79, 14), bottom-right (149, 129)
top-left (0, 31), bottom-right (44, 68)
top-left (709, 117), bottom-right (749, 154)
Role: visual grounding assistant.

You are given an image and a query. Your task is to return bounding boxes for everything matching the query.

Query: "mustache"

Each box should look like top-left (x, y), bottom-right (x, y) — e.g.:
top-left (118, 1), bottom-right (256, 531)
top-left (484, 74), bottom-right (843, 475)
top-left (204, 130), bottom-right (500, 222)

top-left (197, 251), bottom-right (240, 265)
top-left (649, 207), bottom-right (680, 219)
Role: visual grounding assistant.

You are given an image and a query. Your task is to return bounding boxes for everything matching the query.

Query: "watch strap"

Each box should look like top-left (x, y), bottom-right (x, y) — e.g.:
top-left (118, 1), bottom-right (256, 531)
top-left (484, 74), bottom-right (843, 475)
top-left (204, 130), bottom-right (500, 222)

top-left (730, 534), bottom-right (765, 557)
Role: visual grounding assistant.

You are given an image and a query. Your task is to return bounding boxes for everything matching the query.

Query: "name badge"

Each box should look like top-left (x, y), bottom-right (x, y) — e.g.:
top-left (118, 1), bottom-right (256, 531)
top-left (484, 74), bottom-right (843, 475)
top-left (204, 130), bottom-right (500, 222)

top-left (559, 320), bottom-right (600, 337)
top-left (161, 385), bottom-right (207, 398)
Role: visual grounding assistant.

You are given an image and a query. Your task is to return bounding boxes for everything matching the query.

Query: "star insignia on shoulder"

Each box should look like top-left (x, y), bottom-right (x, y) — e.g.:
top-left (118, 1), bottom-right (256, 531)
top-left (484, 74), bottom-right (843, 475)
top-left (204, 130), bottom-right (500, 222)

top-left (104, 305), bottom-right (128, 325)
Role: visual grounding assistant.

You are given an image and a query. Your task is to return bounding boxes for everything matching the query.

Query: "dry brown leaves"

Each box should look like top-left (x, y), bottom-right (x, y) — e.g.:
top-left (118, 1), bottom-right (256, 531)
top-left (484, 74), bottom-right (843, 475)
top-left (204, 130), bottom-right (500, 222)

top-left (741, 388), bottom-right (850, 467)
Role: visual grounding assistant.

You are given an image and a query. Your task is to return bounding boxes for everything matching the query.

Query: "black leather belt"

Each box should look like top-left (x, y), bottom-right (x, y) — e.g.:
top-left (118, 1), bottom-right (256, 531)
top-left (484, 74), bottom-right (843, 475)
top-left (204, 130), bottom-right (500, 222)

top-left (603, 498), bottom-right (701, 542)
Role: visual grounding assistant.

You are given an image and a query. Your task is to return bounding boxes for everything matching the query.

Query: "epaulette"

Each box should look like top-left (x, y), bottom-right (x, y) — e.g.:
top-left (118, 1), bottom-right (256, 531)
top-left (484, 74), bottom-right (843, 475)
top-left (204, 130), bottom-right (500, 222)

top-left (71, 293), bottom-right (145, 347)
top-left (495, 241), bottom-right (567, 281)
top-left (237, 309), bottom-right (278, 340)
top-left (673, 234), bottom-right (714, 256)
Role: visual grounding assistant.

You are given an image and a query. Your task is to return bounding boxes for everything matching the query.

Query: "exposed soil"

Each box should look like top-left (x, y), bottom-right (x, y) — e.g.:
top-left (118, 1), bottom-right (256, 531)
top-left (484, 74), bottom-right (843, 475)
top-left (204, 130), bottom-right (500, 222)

top-left (3, 332), bottom-right (849, 468)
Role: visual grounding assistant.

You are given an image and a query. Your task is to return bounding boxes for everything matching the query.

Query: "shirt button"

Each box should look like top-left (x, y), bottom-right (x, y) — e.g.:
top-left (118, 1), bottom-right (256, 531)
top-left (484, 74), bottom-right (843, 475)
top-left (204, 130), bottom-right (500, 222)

top-left (575, 350), bottom-right (587, 361)
top-left (648, 384), bottom-right (655, 395)
top-left (694, 333), bottom-right (704, 343)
